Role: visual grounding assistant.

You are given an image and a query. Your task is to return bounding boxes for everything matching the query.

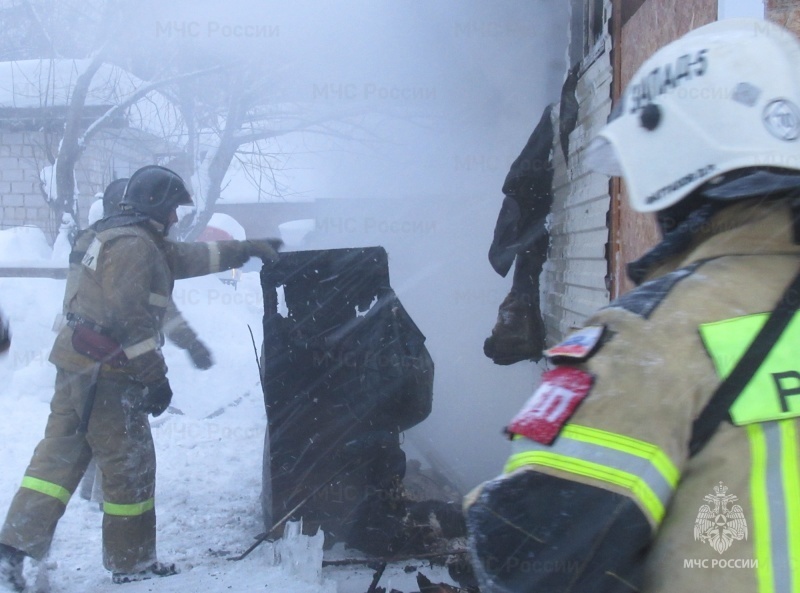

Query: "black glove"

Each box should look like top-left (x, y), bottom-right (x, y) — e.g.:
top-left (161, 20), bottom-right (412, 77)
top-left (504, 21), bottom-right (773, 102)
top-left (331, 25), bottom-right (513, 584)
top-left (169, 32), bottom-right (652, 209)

top-left (244, 239), bottom-right (282, 263)
top-left (141, 379), bottom-right (173, 417)
top-left (186, 339), bottom-right (214, 370)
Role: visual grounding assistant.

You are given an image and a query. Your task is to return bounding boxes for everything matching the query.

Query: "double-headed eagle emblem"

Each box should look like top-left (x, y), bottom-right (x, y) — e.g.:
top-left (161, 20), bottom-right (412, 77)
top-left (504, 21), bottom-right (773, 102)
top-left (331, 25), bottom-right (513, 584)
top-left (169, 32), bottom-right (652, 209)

top-left (693, 482), bottom-right (748, 554)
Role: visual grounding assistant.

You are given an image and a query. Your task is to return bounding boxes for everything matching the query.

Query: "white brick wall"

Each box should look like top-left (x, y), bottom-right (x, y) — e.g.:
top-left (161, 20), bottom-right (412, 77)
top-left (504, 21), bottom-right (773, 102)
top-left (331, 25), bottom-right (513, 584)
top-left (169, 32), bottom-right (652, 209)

top-left (541, 0), bottom-right (613, 344)
top-left (0, 128), bottom-right (160, 240)
top-left (0, 131), bottom-right (46, 232)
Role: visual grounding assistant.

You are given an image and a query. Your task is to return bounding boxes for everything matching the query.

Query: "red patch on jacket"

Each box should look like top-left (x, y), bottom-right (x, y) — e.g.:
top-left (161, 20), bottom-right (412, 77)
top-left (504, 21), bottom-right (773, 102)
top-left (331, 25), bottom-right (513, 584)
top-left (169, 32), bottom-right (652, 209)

top-left (507, 367), bottom-right (594, 445)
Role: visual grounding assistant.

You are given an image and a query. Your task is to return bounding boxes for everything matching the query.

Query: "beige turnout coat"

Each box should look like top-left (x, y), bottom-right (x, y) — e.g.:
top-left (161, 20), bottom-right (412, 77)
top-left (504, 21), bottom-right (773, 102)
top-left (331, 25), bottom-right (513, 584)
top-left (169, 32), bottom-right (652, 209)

top-left (0, 220), bottom-right (252, 572)
top-left (468, 197), bottom-right (800, 593)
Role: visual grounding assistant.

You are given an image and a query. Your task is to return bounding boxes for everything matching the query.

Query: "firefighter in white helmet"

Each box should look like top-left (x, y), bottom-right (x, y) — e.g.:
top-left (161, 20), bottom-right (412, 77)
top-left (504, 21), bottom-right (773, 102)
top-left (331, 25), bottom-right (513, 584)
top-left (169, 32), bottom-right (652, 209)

top-left (467, 18), bottom-right (800, 593)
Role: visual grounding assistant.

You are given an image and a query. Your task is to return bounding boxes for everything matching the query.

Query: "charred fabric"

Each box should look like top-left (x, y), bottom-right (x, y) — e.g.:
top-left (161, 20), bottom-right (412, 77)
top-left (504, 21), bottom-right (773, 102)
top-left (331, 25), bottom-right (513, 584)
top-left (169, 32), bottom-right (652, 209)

top-left (259, 247), bottom-right (466, 560)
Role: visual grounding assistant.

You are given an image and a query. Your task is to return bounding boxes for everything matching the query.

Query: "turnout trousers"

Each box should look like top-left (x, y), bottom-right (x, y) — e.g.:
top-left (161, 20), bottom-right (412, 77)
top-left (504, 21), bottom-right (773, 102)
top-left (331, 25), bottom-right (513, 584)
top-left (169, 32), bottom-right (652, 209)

top-left (0, 367), bottom-right (157, 572)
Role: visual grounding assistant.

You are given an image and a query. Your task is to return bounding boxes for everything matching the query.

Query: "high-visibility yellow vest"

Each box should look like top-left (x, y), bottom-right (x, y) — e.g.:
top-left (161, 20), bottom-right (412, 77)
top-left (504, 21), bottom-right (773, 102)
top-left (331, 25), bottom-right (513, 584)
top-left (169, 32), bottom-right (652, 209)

top-left (700, 312), bottom-right (800, 425)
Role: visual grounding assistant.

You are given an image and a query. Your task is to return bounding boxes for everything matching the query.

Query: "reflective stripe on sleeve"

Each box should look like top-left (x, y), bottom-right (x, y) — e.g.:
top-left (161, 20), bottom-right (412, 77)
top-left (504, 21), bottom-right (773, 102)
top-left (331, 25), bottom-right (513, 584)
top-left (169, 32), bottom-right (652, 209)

top-left (103, 498), bottom-right (155, 517)
top-left (148, 293), bottom-right (170, 308)
top-left (123, 337), bottom-right (158, 359)
top-left (748, 421), bottom-right (800, 593)
top-left (505, 424), bottom-right (679, 524)
top-left (207, 242), bottom-right (222, 273)
top-left (21, 476), bottom-right (71, 505)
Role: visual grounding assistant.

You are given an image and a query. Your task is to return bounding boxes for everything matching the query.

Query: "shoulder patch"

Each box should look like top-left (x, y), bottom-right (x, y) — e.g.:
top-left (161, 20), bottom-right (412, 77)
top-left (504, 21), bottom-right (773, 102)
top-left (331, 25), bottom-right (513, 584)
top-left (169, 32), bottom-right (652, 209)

top-left (610, 261), bottom-right (704, 319)
top-left (544, 325), bottom-right (605, 363)
top-left (81, 238), bottom-right (102, 271)
top-left (506, 367), bottom-right (594, 445)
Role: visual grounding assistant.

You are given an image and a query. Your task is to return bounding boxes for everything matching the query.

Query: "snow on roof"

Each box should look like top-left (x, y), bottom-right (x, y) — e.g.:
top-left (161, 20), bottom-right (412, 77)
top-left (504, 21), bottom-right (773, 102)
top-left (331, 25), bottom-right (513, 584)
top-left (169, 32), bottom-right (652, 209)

top-left (0, 59), bottom-right (182, 140)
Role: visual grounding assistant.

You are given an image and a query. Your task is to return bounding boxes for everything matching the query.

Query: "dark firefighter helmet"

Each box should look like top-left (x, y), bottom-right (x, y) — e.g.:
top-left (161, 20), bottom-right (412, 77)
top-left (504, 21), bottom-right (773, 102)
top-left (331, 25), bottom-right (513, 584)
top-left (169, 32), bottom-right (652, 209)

top-left (102, 178), bottom-right (129, 216)
top-left (120, 165), bottom-right (192, 225)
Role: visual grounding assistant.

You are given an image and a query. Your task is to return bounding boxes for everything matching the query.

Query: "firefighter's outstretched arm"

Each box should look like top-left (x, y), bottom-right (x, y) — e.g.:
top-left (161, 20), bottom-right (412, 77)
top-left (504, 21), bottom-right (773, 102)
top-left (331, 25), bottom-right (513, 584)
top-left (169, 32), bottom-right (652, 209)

top-left (165, 239), bottom-right (282, 280)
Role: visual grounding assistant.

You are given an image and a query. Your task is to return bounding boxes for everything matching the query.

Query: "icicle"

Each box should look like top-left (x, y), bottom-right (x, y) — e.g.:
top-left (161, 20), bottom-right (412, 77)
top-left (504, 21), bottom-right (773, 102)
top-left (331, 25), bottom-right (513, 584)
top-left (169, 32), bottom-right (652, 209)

top-left (273, 520), bottom-right (334, 591)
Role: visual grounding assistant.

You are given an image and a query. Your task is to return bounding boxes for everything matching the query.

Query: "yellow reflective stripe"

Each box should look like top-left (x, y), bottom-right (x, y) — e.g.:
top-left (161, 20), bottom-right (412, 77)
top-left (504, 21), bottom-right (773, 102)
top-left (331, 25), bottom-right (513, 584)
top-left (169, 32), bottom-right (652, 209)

top-left (779, 421), bottom-right (800, 593)
top-left (21, 476), bottom-right (71, 505)
top-left (123, 337), bottom-right (158, 359)
top-left (562, 425), bottom-right (680, 488)
top-left (506, 424), bottom-right (678, 524)
top-left (748, 423), bottom-right (774, 593)
top-left (749, 421), bottom-right (800, 593)
top-left (504, 450), bottom-right (666, 523)
top-left (103, 498), bottom-right (154, 517)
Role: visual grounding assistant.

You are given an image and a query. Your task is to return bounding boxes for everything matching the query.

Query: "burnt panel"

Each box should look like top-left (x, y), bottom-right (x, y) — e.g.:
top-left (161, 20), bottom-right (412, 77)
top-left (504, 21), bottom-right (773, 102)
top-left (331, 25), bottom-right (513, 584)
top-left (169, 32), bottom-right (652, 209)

top-left (259, 247), bottom-right (434, 553)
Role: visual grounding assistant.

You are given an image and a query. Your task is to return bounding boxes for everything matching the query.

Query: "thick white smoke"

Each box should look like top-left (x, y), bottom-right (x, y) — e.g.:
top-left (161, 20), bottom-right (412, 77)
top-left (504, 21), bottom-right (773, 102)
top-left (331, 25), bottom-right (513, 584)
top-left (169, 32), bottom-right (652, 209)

top-left (134, 0), bottom-right (570, 488)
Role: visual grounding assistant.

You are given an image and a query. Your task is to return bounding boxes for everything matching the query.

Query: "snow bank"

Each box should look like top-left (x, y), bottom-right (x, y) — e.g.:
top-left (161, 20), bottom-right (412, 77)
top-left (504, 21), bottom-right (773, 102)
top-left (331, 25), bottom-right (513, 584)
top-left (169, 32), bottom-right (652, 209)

top-left (0, 232), bottom-right (458, 592)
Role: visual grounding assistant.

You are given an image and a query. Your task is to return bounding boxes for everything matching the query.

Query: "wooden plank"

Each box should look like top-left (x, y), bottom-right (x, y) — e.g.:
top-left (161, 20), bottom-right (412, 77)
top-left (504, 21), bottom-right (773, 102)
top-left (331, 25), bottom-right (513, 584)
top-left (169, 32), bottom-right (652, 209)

top-left (554, 175), bottom-right (610, 209)
top-left (544, 257), bottom-right (609, 285)
top-left (544, 256), bottom-right (608, 278)
top-left (544, 270), bottom-right (608, 295)
top-left (545, 255), bottom-right (608, 279)
top-left (609, 0), bottom-right (625, 300)
top-left (576, 68), bottom-right (613, 108)
top-left (543, 287), bottom-right (608, 326)
top-left (549, 228), bottom-right (608, 260)
top-left (548, 208), bottom-right (608, 236)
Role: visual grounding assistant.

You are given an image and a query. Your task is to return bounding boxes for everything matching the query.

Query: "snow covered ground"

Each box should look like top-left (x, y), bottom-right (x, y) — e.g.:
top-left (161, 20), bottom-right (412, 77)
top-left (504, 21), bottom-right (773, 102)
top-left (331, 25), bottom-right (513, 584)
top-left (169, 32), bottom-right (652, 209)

top-left (0, 227), bottom-right (457, 592)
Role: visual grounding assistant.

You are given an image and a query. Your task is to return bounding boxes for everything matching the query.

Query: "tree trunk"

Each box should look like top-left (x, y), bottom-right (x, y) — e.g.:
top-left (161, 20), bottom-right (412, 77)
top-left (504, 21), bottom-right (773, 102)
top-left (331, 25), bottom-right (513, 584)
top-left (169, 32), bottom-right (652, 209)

top-left (54, 55), bottom-right (105, 227)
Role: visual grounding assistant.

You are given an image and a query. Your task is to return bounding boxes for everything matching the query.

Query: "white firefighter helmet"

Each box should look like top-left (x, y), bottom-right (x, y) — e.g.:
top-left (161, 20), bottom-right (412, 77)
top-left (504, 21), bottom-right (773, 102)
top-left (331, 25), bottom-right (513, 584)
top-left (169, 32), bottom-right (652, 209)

top-left (586, 18), bottom-right (800, 212)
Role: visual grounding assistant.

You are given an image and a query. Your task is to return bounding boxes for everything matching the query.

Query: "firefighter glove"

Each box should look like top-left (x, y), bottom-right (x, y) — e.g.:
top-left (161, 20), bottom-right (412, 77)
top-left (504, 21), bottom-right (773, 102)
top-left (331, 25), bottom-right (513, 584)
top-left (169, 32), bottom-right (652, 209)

top-left (142, 378), bottom-right (173, 417)
top-left (186, 339), bottom-right (214, 370)
top-left (244, 239), bottom-right (282, 263)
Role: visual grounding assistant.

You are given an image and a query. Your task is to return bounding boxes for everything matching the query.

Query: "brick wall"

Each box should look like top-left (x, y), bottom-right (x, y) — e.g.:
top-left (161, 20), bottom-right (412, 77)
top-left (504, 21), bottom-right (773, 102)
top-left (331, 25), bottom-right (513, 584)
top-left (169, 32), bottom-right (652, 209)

top-left (74, 130), bottom-right (154, 227)
top-left (0, 128), bottom-right (159, 242)
top-left (0, 131), bottom-right (55, 236)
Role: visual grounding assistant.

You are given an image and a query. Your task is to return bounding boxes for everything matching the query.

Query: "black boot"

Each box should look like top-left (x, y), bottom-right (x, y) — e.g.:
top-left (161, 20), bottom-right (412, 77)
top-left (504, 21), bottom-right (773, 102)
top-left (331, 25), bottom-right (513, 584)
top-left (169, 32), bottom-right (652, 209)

top-left (484, 290), bottom-right (545, 365)
top-left (0, 544), bottom-right (25, 593)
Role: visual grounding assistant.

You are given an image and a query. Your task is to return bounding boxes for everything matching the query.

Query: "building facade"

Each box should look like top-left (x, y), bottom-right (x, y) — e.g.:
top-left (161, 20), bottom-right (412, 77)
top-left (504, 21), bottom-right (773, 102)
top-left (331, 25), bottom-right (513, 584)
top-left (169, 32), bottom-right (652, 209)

top-left (543, 0), bottom-right (785, 343)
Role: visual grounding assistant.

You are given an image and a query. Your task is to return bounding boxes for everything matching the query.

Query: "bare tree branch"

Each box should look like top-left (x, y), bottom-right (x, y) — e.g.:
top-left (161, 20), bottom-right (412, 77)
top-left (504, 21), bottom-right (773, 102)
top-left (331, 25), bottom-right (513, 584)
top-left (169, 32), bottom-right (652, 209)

top-left (79, 63), bottom-right (227, 148)
top-left (55, 47), bottom-right (107, 218)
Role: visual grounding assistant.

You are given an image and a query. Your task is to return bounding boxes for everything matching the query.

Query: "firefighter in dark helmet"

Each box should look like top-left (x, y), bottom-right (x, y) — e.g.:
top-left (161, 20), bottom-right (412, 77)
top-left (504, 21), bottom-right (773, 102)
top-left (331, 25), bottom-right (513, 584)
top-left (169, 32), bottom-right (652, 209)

top-left (0, 165), bottom-right (279, 590)
top-left (69, 178), bottom-right (215, 371)
top-left (72, 178), bottom-right (216, 505)
top-left (467, 19), bottom-right (800, 593)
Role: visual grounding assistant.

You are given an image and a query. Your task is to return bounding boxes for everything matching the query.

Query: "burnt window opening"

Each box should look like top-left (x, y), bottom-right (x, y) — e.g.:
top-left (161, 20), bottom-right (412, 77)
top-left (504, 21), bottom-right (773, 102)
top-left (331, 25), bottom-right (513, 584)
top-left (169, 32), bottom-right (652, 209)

top-left (569, 0), bottom-right (606, 69)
